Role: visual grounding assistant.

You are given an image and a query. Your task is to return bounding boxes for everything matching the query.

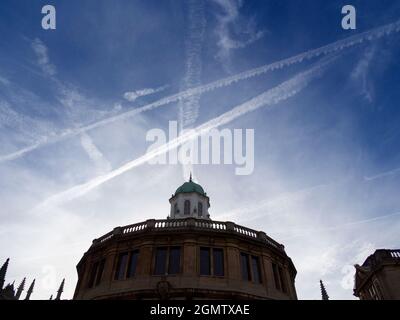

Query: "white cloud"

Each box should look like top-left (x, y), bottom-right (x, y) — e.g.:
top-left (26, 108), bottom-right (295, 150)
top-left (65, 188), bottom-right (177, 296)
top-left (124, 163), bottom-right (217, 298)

top-left (212, 0), bottom-right (266, 69)
top-left (31, 38), bottom-right (57, 76)
top-left (351, 46), bottom-right (376, 103)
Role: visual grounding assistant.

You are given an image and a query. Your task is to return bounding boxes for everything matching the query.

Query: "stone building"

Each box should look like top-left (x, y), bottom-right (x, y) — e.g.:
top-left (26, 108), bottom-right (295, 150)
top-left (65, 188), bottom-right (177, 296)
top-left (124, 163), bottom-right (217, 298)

top-left (73, 177), bottom-right (297, 300)
top-left (354, 249), bottom-right (400, 300)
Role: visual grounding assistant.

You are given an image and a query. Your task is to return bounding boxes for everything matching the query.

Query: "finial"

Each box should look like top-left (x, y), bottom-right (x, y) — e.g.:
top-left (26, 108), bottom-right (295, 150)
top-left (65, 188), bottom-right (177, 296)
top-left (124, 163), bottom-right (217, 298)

top-left (189, 172), bottom-right (192, 182)
top-left (320, 280), bottom-right (329, 300)
top-left (15, 277), bottom-right (26, 300)
top-left (55, 278), bottom-right (65, 300)
top-left (0, 258), bottom-right (10, 290)
top-left (25, 279), bottom-right (35, 300)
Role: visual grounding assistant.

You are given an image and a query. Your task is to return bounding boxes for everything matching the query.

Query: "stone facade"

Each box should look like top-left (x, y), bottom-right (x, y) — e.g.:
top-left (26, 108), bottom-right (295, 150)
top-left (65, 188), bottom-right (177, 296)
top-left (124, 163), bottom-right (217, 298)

top-left (354, 249), bottom-right (400, 300)
top-left (73, 178), bottom-right (297, 300)
top-left (73, 218), bottom-right (297, 300)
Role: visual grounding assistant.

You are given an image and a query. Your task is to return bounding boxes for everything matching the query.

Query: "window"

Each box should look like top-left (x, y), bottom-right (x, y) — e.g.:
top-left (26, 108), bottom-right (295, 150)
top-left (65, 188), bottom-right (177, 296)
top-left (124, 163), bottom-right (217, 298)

top-left (88, 261), bottom-right (99, 288)
top-left (127, 250), bottom-right (139, 278)
top-left (115, 252), bottom-right (128, 280)
top-left (198, 202), bottom-right (203, 217)
top-left (174, 203), bottom-right (178, 214)
top-left (115, 250), bottom-right (140, 280)
top-left (372, 280), bottom-right (382, 300)
top-left (168, 247), bottom-right (181, 274)
top-left (154, 247), bottom-right (182, 275)
top-left (88, 259), bottom-right (106, 288)
top-left (278, 267), bottom-right (287, 293)
top-left (251, 256), bottom-right (262, 283)
top-left (213, 249), bottom-right (224, 276)
top-left (241, 253), bottom-right (263, 283)
top-left (241, 253), bottom-right (251, 281)
top-left (272, 263), bottom-right (287, 292)
top-left (368, 281), bottom-right (382, 300)
top-left (272, 263), bottom-right (281, 290)
top-left (154, 247), bottom-right (168, 275)
top-left (200, 247), bottom-right (211, 275)
top-left (184, 200), bottom-right (190, 215)
top-left (200, 247), bottom-right (224, 276)
top-left (95, 259), bottom-right (105, 286)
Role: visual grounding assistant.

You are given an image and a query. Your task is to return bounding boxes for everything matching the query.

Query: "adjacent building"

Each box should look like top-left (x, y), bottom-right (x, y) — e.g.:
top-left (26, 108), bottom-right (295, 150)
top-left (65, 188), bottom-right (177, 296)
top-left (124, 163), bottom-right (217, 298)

top-left (354, 249), bottom-right (400, 300)
top-left (73, 177), bottom-right (298, 300)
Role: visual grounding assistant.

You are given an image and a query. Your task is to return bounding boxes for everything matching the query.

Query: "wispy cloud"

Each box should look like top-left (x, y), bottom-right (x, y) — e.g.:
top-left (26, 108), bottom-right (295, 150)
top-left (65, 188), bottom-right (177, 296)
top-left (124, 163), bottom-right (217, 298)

top-left (212, 0), bottom-right (266, 70)
top-left (1, 18), bottom-right (400, 164)
top-left (3, 39), bottom-right (117, 173)
top-left (31, 38), bottom-right (57, 76)
top-left (36, 55), bottom-right (337, 209)
top-left (80, 133), bottom-right (112, 174)
top-left (282, 210), bottom-right (400, 240)
top-left (214, 182), bottom-right (330, 222)
top-left (123, 85), bottom-right (168, 102)
top-left (0, 75), bottom-right (10, 86)
top-left (351, 46), bottom-right (376, 103)
top-left (364, 166), bottom-right (400, 181)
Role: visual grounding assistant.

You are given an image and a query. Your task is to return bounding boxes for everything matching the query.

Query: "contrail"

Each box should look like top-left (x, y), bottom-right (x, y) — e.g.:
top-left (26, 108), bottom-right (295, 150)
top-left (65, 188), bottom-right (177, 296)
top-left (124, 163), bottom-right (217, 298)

top-left (178, 0), bottom-right (206, 180)
top-left (80, 133), bottom-right (112, 174)
top-left (2, 18), bottom-right (400, 164)
top-left (364, 166), bottom-right (400, 181)
top-left (36, 56), bottom-right (337, 209)
top-left (281, 211), bottom-right (400, 240)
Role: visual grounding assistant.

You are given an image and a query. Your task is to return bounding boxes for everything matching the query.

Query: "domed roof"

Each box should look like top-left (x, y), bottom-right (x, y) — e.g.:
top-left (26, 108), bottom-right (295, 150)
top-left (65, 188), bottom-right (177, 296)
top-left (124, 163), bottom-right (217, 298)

top-left (175, 175), bottom-right (206, 196)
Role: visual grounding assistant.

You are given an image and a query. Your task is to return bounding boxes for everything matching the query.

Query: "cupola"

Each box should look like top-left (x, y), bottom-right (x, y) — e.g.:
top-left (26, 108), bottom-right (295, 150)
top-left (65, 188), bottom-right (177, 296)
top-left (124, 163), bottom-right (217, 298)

top-left (169, 174), bottom-right (210, 219)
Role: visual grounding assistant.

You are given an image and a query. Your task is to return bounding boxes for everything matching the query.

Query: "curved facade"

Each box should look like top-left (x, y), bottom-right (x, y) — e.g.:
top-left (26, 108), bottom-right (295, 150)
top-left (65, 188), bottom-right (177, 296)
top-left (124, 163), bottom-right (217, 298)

top-left (73, 180), bottom-right (297, 300)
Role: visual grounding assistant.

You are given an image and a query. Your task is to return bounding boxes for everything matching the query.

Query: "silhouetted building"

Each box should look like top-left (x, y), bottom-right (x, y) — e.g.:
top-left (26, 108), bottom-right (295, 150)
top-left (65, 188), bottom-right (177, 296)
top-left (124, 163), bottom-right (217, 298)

top-left (0, 258), bottom-right (35, 300)
top-left (73, 177), bottom-right (298, 300)
top-left (0, 258), bottom-right (64, 300)
top-left (354, 249), bottom-right (400, 300)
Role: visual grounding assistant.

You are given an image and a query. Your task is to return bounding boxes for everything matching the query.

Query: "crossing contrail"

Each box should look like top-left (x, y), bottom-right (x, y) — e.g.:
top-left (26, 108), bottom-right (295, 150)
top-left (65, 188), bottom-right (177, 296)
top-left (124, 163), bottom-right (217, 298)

top-left (178, 0), bottom-right (206, 180)
top-left (2, 18), bottom-right (400, 164)
top-left (36, 55), bottom-right (337, 209)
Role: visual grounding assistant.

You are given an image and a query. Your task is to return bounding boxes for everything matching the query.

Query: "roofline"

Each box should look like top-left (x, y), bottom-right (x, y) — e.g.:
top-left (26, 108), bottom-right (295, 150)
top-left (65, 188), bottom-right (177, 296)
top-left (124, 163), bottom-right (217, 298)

top-left (169, 192), bottom-right (210, 203)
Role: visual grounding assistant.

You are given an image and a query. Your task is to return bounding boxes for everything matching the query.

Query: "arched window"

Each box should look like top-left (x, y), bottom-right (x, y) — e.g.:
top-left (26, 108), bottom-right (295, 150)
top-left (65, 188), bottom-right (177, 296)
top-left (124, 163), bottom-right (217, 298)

top-left (198, 202), bottom-right (203, 217)
top-left (184, 200), bottom-right (190, 215)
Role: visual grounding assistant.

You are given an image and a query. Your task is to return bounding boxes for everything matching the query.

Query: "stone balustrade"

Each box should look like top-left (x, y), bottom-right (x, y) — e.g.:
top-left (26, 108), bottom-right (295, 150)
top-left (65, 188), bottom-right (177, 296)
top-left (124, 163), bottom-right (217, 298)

top-left (92, 218), bottom-right (284, 251)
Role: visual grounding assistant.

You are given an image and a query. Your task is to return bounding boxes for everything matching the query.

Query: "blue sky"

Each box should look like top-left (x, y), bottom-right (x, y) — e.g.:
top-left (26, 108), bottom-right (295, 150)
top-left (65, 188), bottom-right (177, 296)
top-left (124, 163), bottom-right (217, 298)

top-left (1, 0), bottom-right (400, 300)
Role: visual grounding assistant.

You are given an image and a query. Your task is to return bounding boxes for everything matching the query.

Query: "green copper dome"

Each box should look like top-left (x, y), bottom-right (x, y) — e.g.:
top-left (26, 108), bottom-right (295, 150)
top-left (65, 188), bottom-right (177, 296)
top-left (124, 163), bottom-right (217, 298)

top-left (175, 176), bottom-right (206, 196)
